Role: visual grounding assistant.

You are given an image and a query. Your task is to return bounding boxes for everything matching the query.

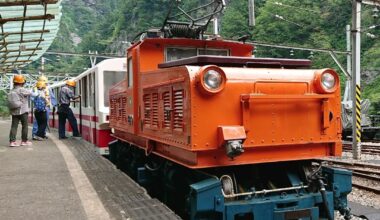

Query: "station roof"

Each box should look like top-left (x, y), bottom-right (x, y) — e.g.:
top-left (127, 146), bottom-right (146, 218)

top-left (0, 0), bottom-right (62, 73)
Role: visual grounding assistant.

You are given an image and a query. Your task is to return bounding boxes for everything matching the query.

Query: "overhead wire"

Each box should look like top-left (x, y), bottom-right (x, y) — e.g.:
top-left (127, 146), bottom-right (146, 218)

top-left (266, 1), bottom-right (320, 13)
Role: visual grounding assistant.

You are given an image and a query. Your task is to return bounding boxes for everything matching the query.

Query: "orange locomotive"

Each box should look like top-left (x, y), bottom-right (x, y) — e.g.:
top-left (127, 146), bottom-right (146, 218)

top-left (109, 38), bottom-right (342, 168)
top-left (108, 36), bottom-right (351, 220)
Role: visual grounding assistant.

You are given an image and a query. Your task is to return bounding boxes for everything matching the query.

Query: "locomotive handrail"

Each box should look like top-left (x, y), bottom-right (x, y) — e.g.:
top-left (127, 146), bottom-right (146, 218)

top-left (221, 184), bottom-right (309, 199)
top-left (241, 94), bottom-right (334, 102)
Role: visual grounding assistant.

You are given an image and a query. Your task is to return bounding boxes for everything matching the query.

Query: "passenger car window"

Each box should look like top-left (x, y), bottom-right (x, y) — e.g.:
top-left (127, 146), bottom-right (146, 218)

top-left (81, 76), bottom-right (88, 107)
top-left (104, 71), bottom-right (126, 107)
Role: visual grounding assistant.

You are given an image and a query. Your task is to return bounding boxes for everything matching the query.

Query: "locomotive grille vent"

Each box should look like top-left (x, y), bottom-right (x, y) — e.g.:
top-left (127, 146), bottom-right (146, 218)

top-left (173, 89), bottom-right (184, 131)
top-left (152, 93), bottom-right (159, 127)
top-left (143, 94), bottom-right (151, 126)
top-left (143, 87), bottom-right (185, 133)
top-left (121, 97), bottom-right (127, 122)
top-left (163, 91), bottom-right (171, 129)
top-left (110, 98), bottom-right (116, 121)
top-left (117, 99), bottom-right (122, 121)
top-left (143, 93), bottom-right (159, 128)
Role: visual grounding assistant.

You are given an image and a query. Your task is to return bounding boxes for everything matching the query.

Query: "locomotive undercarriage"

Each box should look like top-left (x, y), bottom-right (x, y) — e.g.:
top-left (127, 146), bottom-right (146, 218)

top-left (109, 140), bottom-right (352, 220)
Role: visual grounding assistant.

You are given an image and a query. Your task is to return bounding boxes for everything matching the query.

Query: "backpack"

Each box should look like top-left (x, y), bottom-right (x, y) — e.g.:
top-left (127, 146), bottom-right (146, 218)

top-left (7, 90), bottom-right (22, 110)
top-left (34, 95), bottom-right (46, 112)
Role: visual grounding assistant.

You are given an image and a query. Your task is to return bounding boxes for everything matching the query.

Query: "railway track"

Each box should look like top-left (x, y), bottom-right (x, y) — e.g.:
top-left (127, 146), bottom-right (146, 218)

top-left (342, 141), bottom-right (380, 155)
top-left (315, 158), bottom-right (380, 194)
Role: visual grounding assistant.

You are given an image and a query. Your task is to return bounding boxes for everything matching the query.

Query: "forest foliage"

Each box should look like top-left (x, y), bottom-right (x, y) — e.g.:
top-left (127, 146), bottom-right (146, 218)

top-left (22, 0), bottom-right (380, 112)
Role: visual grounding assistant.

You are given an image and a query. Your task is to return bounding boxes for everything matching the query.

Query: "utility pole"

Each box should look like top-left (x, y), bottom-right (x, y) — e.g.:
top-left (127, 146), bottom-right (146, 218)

top-left (248, 0), bottom-right (255, 26)
top-left (346, 25), bottom-right (352, 78)
top-left (213, 18), bottom-right (219, 35)
top-left (352, 0), bottom-right (361, 159)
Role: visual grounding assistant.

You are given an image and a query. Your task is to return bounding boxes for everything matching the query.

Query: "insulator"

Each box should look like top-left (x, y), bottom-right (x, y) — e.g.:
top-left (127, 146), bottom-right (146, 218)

top-left (309, 51), bottom-right (314, 59)
top-left (373, 7), bottom-right (379, 19)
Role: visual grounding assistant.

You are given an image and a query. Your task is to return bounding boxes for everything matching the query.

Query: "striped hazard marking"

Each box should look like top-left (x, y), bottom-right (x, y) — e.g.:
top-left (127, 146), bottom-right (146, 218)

top-left (355, 85), bottom-right (361, 143)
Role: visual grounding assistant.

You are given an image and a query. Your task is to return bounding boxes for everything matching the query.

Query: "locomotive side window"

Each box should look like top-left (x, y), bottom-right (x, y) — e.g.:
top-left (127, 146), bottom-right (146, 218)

top-left (166, 47), bottom-right (229, 61)
top-left (166, 47), bottom-right (197, 61)
top-left (127, 58), bottom-right (133, 88)
top-left (198, 48), bottom-right (229, 56)
top-left (104, 71), bottom-right (126, 107)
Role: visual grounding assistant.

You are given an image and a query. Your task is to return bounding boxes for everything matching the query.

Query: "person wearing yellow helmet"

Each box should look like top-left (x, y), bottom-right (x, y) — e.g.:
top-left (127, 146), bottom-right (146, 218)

top-left (8, 74), bottom-right (32, 147)
top-left (32, 75), bottom-right (57, 140)
top-left (38, 75), bottom-right (48, 83)
top-left (31, 80), bottom-right (50, 140)
top-left (58, 79), bottom-right (81, 139)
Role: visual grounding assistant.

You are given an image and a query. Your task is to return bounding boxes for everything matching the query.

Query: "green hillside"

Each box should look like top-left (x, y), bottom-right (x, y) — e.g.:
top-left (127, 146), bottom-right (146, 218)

top-left (23, 0), bottom-right (380, 113)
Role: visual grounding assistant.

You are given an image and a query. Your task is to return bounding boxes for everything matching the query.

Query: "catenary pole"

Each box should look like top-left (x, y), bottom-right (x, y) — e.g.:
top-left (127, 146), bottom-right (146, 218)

top-left (248, 0), bottom-right (255, 26)
top-left (352, 0), bottom-right (361, 159)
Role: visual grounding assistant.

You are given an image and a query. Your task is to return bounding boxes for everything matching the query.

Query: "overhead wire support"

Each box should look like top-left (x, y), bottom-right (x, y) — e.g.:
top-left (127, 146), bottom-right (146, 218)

top-left (246, 41), bottom-right (350, 55)
top-left (44, 51), bottom-right (123, 59)
top-left (261, 10), bottom-right (304, 27)
top-left (362, 0), bottom-right (380, 6)
top-left (242, 40), bottom-right (351, 79)
top-left (268, 1), bottom-right (320, 13)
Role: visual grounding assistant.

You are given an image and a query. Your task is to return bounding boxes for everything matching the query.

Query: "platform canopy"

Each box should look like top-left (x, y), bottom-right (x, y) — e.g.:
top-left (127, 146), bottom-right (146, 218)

top-left (0, 0), bottom-right (62, 73)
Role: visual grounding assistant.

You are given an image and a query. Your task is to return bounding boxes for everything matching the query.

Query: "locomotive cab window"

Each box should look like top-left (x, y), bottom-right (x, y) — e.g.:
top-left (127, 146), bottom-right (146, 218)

top-left (104, 70), bottom-right (126, 107)
top-left (166, 47), bottom-right (230, 61)
top-left (198, 48), bottom-right (229, 56)
top-left (127, 58), bottom-right (133, 88)
top-left (166, 47), bottom-right (197, 61)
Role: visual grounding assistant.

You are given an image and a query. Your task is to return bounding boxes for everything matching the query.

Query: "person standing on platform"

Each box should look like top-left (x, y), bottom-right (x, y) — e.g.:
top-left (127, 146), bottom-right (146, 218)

top-left (31, 81), bottom-right (49, 140)
top-left (58, 79), bottom-right (81, 139)
top-left (7, 74), bottom-right (32, 147)
top-left (32, 75), bottom-right (57, 140)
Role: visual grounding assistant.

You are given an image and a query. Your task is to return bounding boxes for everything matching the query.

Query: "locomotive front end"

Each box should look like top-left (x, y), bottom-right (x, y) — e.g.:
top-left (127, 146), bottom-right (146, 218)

top-left (184, 61), bottom-right (351, 220)
top-left (187, 62), bottom-right (343, 168)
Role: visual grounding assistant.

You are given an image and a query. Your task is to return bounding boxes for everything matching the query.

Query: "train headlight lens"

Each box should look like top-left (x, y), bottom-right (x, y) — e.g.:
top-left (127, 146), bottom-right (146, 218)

top-left (314, 69), bottom-right (339, 94)
top-left (204, 70), bottom-right (222, 90)
top-left (197, 65), bottom-right (226, 95)
top-left (321, 73), bottom-right (336, 90)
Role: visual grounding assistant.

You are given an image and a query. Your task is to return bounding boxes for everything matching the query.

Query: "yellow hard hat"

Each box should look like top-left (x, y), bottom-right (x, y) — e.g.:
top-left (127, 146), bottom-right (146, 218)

top-left (38, 75), bottom-right (48, 83)
top-left (13, 74), bottom-right (26, 84)
top-left (36, 81), bottom-right (46, 89)
top-left (66, 79), bottom-right (76, 87)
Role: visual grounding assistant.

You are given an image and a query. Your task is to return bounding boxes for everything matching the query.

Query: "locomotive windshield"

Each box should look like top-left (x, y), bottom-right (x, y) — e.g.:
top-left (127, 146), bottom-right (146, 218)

top-left (166, 47), bottom-right (229, 61)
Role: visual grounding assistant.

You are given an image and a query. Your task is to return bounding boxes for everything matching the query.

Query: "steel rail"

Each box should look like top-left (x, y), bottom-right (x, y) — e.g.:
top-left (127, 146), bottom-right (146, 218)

top-left (352, 183), bottom-right (380, 194)
top-left (353, 171), bottom-right (380, 182)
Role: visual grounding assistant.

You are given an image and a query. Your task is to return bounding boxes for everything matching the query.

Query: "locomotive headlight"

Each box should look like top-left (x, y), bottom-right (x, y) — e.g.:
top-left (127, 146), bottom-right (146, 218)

top-left (314, 69), bottom-right (339, 94)
top-left (197, 65), bottom-right (226, 95)
top-left (204, 70), bottom-right (222, 90)
top-left (321, 72), bottom-right (336, 90)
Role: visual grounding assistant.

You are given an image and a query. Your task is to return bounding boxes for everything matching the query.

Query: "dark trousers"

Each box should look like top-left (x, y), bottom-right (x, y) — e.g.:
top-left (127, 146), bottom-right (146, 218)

top-left (9, 112), bottom-right (28, 142)
top-left (58, 104), bottom-right (79, 138)
top-left (34, 110), bottom-right (47, 138)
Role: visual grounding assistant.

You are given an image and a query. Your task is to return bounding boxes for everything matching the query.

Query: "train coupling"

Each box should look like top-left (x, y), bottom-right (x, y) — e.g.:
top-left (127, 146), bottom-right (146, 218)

top-left (225, 140), bottom-right (244, 158)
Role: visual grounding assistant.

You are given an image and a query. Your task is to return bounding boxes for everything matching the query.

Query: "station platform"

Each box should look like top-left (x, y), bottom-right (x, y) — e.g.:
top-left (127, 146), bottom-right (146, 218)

top-left (0, 120), bottom-right (179, 220)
